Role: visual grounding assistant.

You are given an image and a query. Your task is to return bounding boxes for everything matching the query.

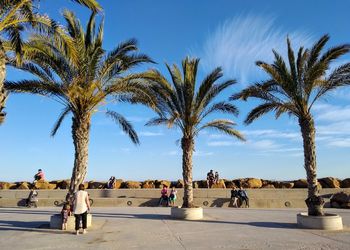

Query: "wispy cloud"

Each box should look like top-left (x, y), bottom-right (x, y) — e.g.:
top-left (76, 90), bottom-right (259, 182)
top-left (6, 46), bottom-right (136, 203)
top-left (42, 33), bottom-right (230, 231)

top-left (209, 129), bottom-right (300, 140)
top-left (194, 14), bottom-right (313, 84)
top-left (139, 131), bottom-right (164, 137)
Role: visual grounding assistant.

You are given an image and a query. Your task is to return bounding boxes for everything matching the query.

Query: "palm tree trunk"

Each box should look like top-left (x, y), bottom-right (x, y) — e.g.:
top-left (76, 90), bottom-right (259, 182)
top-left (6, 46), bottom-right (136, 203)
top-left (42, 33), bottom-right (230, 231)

top-left (0, 43), bottom-right (7, 125)
top-left (69, 113), bottom-right (91, 195)
top-left (299, 115), bottom-right (324, 216)
top-left (181, 136), bottom-right (195, 208)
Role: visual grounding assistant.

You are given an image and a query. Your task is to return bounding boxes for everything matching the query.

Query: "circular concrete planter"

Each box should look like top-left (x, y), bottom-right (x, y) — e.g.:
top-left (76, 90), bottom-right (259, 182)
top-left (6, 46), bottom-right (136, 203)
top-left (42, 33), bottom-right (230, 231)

top-left (50, 214), bottom-right (92, 230)
top-left (297, 212), bottom-right (343, 230)
top-left (170, 207), bottom-right (203, 220)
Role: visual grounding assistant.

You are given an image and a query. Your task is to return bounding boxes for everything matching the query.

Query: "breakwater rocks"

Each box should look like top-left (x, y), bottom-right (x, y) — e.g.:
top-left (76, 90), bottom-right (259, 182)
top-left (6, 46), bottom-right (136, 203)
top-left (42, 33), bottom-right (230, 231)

top-left (1, 177), bottom-right (350, 190)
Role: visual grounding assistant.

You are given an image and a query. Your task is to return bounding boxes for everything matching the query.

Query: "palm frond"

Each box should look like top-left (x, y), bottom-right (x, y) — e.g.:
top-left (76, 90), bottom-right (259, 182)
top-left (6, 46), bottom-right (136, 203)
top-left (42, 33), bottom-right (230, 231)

top-left (51, 106), bottom-right (71, 136)
top-left (106, 110), bottom-right (139, 145)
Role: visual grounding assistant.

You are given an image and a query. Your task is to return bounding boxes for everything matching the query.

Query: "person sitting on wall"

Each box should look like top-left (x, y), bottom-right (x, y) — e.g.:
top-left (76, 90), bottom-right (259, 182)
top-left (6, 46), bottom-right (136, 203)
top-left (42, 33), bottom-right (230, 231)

top-left (206, 170), bottom-right (215, 188)
top-left (107, 176), bottom-right (116, 189)
top-left (238, 186), bottom-right (249, 208)
top-left (34, 169), bottom-right (45, 182)
top-left (158, 185), bottom-right (169, 206)
top-left (230, 186), bottom-right (240, 208)
top-left (26, 188), bottom-right (38, 208)
top-left (214, 171), bottom-right (219, 184)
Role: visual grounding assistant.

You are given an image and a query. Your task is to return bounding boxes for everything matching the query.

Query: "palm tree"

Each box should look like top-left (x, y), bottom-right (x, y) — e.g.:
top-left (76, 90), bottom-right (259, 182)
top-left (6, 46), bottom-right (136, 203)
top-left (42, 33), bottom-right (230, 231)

top-left (145, 57), bottom-right (245, 208)
top-left (5, 10), bottom-right (155, 194)
top-left (232, 35), bottom-right (350, 216)
top-left (0, 0), bottom-right (101, 125)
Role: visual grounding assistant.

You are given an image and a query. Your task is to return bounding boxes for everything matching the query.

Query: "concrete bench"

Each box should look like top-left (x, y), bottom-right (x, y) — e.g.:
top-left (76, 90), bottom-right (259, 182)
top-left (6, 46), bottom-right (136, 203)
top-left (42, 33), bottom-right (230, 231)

top-left (50, 214), bottom-right (92, 230)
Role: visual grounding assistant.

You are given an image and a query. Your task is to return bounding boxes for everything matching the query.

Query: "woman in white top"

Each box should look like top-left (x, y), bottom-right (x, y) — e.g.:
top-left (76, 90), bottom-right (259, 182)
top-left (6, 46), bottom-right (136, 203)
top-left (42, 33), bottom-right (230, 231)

top-left (73, 184), bottom-right (90, 235)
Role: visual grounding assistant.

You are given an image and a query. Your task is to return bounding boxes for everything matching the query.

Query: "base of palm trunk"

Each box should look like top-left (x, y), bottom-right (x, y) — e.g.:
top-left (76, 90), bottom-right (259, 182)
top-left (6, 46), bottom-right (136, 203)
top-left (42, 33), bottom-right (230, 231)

top-left (297, 212), bottom-right (343, 230)
top-left (170, 206), bottom-right (203, 220)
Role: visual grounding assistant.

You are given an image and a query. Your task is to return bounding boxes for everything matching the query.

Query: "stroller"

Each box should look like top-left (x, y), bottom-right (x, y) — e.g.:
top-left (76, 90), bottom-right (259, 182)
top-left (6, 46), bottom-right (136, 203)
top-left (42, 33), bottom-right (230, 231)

top-left (26, 189), bottom-right (38, 208)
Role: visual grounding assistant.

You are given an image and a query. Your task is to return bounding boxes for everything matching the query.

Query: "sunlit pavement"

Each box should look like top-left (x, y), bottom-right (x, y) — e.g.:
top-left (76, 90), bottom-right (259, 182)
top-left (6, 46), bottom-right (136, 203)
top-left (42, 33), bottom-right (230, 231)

top-left (0, 207), bottom-right (349, 249)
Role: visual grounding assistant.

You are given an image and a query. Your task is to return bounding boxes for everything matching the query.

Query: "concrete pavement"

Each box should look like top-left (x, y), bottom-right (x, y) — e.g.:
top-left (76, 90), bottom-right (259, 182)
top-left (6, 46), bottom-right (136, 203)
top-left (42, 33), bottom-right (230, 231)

top-left (0, 207), bottom-right (349, 249)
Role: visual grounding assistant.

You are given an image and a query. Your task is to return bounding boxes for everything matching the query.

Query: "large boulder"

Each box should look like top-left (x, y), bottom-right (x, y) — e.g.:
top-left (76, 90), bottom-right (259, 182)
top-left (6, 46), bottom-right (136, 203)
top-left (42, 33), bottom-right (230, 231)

top-left (56, 180), bottom-right (70, 189)
top-left (245, 178), bottom-right (262, 188)
top-left (293, 179), bottom-right (308, 188)
top-left (176, 179), bottom-right (184, 188)
top-left (155, 180), bottom-right (171, 189)
top-left (114, 179), bottom-right (123, 189)
top-left (88, 181), bottom-right (106, 189)
top-left (142, 180), bottom-right (155, 189)
top-left (262, 184), bottom-right (275, 189)
top-left (330, 192), bottom-right (350, 209)
top-left (232, 179), bottom-right (244, 188)
top-left (224, 180), bottom-right (236, 189)
top-left (124, 181), bottom-right (141, 189)
top-left (34, 180), bottom-right (56, 189)
top-left (211, 179), bottom-right (226, 189)
top-left (275, 181), bottom-right (294, 189)
top-left (318, 177), bottom-right (340, 188)
top-left (17, 182), bottom-right (30, 190)
top-left (0, 182), bottom-right (16, 189)
top-left (341, 178), bottom-right (350, 188)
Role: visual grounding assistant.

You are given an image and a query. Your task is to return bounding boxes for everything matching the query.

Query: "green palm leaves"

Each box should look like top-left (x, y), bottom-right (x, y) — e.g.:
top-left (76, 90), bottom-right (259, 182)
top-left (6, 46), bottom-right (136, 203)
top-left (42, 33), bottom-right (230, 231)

top-left (146, 57), bottom-right (244, 141)
top-left (145, 57), bottom-right (244, 208)
top-left (232, 35), bottom-right (350, 122)
top-left (5, 10), bottom-right (153, 192)
top-left (232, 35), bottom-right (350, 215)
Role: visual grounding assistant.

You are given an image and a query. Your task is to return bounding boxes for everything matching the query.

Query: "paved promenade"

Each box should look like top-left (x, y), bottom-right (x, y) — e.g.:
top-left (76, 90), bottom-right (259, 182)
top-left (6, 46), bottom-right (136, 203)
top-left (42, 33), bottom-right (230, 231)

top-left (0, 207), bottom-right (349, 249)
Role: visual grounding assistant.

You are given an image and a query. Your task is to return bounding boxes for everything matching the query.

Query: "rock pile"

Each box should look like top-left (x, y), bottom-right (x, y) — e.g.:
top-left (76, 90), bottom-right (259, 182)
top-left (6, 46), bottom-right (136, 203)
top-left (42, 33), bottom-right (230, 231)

top-left (1, 177), bottom-right (350, 190)
top-left (330, 192), bottom-right (350, 209)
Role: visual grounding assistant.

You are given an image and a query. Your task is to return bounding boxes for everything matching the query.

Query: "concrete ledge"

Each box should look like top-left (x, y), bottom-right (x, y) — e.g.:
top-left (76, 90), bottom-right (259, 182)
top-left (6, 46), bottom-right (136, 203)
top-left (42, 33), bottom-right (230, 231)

top-left (297, 212), bottom-right (343, 230)
top-left (170, 207), bottom-right (203, 220)
top-left (50, 214), bottom-right (92, 230)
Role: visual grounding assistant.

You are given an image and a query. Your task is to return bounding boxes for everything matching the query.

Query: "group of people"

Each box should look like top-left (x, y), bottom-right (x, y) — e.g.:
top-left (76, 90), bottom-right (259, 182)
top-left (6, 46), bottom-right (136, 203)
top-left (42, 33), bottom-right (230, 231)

top-left (206, 169), bottom-right (220, 188)
top-left (230, 186), bottom-right (249, 208)
top-left (61, 184), bottom-right (91, 235)
top-left (158, 186), bottom-right (177, 207)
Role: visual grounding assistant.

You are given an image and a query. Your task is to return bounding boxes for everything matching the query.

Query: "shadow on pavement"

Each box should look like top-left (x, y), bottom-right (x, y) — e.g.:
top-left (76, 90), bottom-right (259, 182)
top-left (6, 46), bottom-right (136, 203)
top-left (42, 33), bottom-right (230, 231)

top-left (91, 212), bottom-right (297, 229)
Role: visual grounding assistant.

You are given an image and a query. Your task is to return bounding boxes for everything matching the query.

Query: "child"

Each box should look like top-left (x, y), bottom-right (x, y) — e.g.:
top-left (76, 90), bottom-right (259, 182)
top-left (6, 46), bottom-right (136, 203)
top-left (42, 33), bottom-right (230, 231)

top-left (158, 185), bottom-right (168, 206)
top-left (169, 187), bottom-right (177, 207)
top-left (230, 187), bottom-right (240, 208)
top-left (61, 204), bottom-right (71, 230)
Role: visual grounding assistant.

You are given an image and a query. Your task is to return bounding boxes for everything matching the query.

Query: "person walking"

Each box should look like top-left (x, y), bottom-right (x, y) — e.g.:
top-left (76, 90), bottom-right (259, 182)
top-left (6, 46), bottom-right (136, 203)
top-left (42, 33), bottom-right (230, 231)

top-left (73, 184), bottom-right (91, 235)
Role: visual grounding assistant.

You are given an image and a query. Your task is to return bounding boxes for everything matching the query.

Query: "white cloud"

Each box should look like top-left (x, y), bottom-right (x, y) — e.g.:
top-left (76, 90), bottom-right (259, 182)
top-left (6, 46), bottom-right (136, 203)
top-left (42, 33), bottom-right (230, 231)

top-left (327, 138), bottom-right (350, 148)
top-left (207, 140), bottom-right (239, 147)
top-left (195, 14), bottom-right (313, 84)
top-left (164, 150), bottom-right (179, 156)
top-left (194, 150), bottom-right (214, 157)
top-left (139, 131), bottom-right (164, 137)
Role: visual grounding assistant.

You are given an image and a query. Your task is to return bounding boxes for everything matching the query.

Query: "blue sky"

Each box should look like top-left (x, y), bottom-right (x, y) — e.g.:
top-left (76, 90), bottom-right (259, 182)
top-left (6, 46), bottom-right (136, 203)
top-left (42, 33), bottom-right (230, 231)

top-left (1, 0), bottom-right (350, 182)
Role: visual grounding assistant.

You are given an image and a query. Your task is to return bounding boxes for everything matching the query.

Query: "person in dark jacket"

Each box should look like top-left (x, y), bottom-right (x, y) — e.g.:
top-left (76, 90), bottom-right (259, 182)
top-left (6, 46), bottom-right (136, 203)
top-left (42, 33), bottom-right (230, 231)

top-left (230, 187), bottom-right (240, 208)
top-left (238, 186), bottom-right (249, 208)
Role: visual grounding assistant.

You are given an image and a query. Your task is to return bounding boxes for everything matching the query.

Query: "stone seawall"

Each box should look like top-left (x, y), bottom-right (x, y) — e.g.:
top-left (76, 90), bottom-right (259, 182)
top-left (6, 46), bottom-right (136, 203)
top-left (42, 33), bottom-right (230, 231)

top-left (1, 188), bottom-right (349, 209)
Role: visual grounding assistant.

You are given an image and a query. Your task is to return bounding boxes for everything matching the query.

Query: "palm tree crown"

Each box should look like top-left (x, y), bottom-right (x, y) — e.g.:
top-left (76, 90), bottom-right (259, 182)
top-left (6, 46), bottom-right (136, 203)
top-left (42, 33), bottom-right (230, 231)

top-left (232, 35), bottom-right (350, 215)
top-left (145, 57), bottom-right (245, 207)
top-left (232, 35), bottom-right (350, 123)
top-left (0, 0), bottom-right (100, 124)
top-left (5, 10), bottom-right (155, 193)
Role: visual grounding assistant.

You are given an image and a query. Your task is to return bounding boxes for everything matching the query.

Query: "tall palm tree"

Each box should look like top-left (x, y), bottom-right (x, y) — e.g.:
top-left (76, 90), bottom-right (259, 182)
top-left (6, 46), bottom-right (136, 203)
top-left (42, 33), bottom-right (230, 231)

top-left (5, 10), bottom-right (155, 194)
top-left (232, 35), bottom-right (350, 216)
top-left (145, 57), bottom-right (245, 208)
top-left (0, 0), bottom-right (101, 125)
